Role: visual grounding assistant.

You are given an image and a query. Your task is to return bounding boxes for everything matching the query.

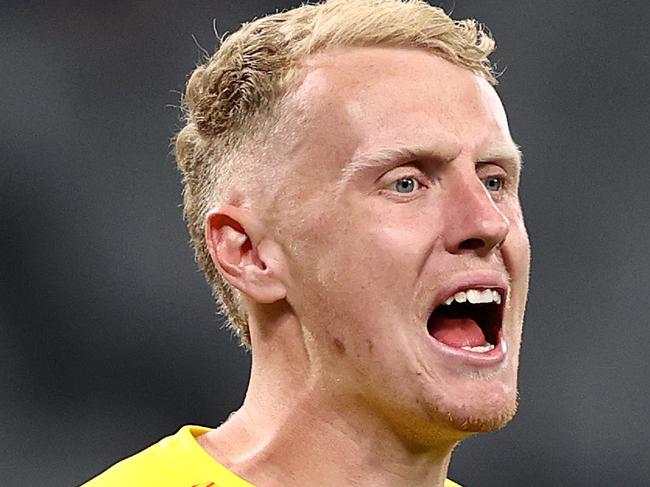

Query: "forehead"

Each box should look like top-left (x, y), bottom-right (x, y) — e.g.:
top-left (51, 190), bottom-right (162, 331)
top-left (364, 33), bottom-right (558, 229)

top-left (284, 47), bottom-right (513, 171)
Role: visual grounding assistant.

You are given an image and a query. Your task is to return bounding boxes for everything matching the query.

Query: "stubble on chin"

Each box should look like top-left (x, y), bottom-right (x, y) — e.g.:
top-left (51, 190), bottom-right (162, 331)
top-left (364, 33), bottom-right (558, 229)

top-left (430, 391), bottom-right (520, 435)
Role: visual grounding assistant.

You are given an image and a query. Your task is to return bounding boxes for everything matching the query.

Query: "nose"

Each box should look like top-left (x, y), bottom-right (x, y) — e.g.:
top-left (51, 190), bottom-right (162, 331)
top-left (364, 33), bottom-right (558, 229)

top-left (442, 173), bottom-right (510, 257)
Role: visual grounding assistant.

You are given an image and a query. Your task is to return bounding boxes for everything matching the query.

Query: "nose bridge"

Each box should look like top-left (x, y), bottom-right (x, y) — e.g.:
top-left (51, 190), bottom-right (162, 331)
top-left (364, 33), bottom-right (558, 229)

top-left (443, 168), bottom-right (510, 255)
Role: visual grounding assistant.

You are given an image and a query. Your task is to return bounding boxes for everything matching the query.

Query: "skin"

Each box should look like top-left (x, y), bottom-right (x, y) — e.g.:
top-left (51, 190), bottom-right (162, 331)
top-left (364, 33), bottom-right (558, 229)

top-left (200, 47), bottom-right (530, 487)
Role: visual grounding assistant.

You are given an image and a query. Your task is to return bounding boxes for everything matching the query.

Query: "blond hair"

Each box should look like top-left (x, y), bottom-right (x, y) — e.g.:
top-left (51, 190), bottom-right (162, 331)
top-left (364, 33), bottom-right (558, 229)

top-left (174, 0), bottom-right (497, 347)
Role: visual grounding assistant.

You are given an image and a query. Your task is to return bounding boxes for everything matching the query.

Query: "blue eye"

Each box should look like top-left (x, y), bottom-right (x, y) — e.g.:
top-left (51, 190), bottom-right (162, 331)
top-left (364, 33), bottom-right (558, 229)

top-left (392, 177), bottom-right (418, 193)
top-left (483, 176), bottom-right (504, 192)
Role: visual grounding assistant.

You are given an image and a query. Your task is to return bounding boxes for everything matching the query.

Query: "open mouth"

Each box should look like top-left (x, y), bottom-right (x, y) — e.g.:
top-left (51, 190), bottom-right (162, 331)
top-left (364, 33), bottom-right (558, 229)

top-left (427, 288), bottom-right (505, 354)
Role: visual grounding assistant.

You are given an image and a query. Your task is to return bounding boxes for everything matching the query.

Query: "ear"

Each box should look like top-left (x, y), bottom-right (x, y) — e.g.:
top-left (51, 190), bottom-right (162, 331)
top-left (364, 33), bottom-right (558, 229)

top-left (205, 205), bottom-right (287, 304)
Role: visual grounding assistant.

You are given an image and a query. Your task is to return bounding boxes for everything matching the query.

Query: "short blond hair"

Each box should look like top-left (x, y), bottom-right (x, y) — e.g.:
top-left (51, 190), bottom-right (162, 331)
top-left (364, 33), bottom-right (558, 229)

top-left (174, 0), bottom-right (497, 348)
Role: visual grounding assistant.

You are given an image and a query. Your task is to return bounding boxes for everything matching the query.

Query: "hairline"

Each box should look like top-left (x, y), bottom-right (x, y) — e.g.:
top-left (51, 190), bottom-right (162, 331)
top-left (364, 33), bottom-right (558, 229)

top-left (231, 44), bottom-right (502, 206)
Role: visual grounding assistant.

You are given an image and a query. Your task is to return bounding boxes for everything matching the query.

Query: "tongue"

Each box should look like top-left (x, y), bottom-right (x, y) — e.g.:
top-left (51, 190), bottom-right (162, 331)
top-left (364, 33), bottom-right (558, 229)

top-left (430, 317), bottom-right (486, 348)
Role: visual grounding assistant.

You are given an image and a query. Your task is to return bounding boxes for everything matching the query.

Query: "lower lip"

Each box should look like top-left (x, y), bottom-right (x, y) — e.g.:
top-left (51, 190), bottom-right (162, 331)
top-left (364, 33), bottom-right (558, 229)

top-left (429, 330), bottom-right (507, 366)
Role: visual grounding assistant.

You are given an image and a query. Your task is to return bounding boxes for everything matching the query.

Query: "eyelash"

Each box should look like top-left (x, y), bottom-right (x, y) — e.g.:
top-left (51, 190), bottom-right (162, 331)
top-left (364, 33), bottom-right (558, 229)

top-left (482, 175), bottom-right (507, 192)
top-left (384, 174), bottom-right (428, 195)
top-left (382, 171), bottom-right (510, 198)
top-left (483, 173), bottom-right (514, 204)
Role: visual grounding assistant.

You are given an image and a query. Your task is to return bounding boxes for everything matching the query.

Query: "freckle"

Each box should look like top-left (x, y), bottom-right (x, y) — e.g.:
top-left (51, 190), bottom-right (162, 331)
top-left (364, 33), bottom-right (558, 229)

top-left (333, 338), bottom-right (346, 354)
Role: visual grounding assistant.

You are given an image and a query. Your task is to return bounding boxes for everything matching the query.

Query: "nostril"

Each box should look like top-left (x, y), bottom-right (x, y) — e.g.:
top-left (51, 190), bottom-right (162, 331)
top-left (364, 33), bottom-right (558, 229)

top-left (458, 238), bottom-right (485, 250)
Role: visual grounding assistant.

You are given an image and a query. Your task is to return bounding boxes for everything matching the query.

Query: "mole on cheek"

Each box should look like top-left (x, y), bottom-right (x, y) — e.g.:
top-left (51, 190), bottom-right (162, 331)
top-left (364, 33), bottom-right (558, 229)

top-left (333, 338), bottom-right (346, 354)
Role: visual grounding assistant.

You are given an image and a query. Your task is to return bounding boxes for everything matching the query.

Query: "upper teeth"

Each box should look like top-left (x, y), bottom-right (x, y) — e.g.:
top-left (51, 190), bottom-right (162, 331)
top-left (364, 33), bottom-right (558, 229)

top-left (444, 288), bottom-right (502, 306)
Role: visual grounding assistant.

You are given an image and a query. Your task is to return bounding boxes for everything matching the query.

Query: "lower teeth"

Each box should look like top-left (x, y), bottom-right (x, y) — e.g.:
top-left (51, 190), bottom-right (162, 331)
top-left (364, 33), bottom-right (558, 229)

top-left (461, 343), bottom-right (495, 353)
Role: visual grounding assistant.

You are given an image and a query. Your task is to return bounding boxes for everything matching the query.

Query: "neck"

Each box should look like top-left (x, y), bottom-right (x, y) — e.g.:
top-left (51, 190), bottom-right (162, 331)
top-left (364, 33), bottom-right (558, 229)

top-left (199, 353), bottom-right (457, 486)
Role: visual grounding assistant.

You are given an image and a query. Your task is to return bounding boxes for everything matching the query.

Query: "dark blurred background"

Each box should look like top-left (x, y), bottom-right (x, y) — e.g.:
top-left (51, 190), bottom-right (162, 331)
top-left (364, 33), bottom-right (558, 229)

top-left (2, 1), bottom-right (649, 485)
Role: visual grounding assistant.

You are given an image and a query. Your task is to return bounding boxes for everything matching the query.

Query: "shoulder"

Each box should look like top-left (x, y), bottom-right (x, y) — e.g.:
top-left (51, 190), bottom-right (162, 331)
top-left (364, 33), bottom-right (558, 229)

top-left (81, 425), bottom-right (252, 487)
top-left (81, 438), bottom-right (166, 487)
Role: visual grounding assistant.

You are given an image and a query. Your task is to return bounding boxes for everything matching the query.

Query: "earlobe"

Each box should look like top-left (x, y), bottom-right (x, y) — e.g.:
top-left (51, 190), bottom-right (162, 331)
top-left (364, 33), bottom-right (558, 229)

top-left (205, 207), bottom-right (287, 304)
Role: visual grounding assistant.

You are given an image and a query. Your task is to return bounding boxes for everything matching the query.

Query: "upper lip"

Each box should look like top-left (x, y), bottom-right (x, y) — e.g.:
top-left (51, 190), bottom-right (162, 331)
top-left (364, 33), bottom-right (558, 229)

top-left (426, 270), bottom-right (510, 318)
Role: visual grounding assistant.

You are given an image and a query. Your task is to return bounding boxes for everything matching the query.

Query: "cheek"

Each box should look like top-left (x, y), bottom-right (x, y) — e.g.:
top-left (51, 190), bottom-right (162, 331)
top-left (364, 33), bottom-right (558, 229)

top-left (289, 204), bottom-right (426, 335)
top-left (501, 202), bottom-right (530, 327)
top-left (503, 200), bottom-right (531, 271)
top-left (325, 209), bottom-right (428, 291)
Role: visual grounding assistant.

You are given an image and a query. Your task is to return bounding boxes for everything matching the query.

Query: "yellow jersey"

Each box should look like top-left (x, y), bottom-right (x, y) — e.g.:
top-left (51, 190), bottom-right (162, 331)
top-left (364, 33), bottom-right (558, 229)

top-left (81, 425), bottom-right (462, 486)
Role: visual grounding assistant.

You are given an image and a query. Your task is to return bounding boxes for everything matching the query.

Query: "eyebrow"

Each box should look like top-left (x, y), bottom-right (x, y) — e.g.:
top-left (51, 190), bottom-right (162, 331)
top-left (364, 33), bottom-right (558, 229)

top-left (475, 142), bottom-right (523, 174)
top-left (336, 141), bottom-right (522, 195)
top-left (337, 144), bottom-right (454, 194)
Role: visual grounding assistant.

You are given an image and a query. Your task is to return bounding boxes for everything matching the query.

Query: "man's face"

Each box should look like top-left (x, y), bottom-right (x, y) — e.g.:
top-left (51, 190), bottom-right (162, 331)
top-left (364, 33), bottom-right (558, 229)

top-left (268, 47), bottom-right (530, 439)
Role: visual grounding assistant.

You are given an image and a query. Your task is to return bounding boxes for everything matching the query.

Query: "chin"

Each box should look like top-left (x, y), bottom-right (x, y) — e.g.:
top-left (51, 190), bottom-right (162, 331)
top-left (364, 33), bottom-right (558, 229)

top-left (433, 383), bottom-right (519, 434)
top-left (446, 400), bottom-right (518, 434)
